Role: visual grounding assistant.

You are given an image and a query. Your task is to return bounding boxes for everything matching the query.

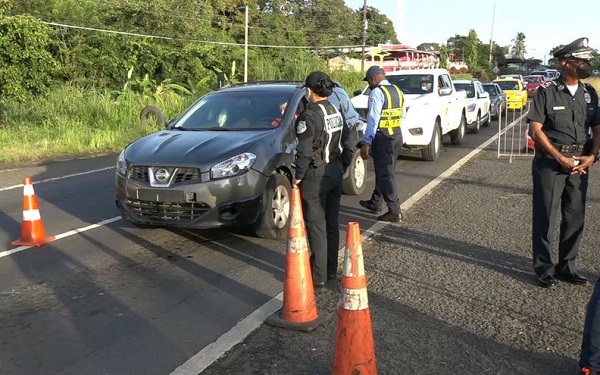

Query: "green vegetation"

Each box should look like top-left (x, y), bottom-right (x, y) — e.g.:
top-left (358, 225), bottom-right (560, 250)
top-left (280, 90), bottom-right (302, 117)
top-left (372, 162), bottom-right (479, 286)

top-left (0, 0), bottom-right (396, 163)
top-left (0, 85), bottom-right (194, 162)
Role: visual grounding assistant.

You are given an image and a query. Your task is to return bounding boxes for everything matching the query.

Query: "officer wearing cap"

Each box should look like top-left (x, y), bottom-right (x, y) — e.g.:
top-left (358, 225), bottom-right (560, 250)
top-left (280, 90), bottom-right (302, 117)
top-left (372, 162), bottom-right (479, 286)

top-left (294, 71), bottom-right (355, 288)
top-left (527, 37), bottom-right (600, 289)
top-left (358, 66), bottom-right (404, 222)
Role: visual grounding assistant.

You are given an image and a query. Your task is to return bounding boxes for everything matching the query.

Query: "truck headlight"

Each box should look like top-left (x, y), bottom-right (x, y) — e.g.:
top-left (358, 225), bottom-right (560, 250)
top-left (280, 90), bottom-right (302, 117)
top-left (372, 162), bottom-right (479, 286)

top-left (211, 153), bottom-right (257, 179)
top-left (467, 103), bottom-right (476, 112)
top-left (116, 150), bottom-right (127, 176)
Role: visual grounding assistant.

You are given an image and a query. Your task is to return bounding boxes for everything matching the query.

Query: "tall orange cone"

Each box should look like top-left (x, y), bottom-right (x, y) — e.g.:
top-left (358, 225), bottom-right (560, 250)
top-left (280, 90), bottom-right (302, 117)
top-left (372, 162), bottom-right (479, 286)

top-left (266, 186), bottom-right (323, 331)
top-left (333, 222), bottom-right (377, 374)
top-left (12, 177), bottom-right (55, 247)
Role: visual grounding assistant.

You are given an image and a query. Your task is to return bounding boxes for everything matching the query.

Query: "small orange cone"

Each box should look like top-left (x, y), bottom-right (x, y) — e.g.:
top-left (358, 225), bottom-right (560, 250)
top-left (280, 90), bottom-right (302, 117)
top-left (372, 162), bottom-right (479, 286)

top-left (12, 177), bottom-right (55, 247)
top-left (266, 186), bottom-right (323, 331)
top-left (333, 222), bottom-right (377, 374)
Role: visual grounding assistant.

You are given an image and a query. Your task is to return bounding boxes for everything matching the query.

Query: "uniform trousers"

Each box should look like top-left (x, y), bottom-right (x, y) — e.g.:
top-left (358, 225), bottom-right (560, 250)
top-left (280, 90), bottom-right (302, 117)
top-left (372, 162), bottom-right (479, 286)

top-left (300, 161), bottom-right (343, 283)
top-left (369, 131), bottom-right (401, 215)
top-left (532, 154), bottom-right (588, 277)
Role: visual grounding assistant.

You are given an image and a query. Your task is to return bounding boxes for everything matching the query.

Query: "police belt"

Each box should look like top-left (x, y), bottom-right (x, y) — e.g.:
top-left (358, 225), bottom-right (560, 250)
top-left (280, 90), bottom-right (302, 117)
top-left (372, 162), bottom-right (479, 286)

top-left (537, 142), bottom-right (588, 157)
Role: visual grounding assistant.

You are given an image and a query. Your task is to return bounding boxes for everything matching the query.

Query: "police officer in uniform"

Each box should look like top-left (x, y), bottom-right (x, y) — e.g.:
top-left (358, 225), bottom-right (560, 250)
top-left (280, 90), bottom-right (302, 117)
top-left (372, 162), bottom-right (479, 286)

top-left (528, 37), bottom-right (600, 289)
top-left (358, 66), bottom-right (404, 222)
top-left (294, 71), bottom-right (355, 288)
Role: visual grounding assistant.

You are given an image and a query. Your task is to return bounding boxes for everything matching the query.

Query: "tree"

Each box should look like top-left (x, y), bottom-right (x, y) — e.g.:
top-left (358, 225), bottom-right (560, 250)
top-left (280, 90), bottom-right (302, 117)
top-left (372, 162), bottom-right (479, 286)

top-left (417, 42), bottom-right (441, 52)
top-left (466, 29), bottom-right (480, 73)
top-left (439, 45), bottom-right (449, 69)
top-left (0, 15), bottom-right (58, 100)
top-left (447, 34), bottom-right (469, 61)
top-left (511, 32), bottom-right (527, 59)
top-left (361, 6), bottom-right (399, 45)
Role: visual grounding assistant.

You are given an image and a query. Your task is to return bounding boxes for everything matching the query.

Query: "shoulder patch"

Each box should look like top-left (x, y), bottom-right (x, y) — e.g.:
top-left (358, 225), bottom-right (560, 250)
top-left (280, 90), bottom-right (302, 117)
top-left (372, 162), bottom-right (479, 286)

top-left (296, 121), bottom-right (307, 134)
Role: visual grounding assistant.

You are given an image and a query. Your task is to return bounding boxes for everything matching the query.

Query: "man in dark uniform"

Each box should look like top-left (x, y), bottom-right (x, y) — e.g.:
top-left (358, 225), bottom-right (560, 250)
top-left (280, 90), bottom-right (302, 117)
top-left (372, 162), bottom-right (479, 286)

top-left (294, 71), bottom-right (355, 288)
top-left (527, 37), bottom-right (600, 289)
top-left (358, 66), bottom-right (405, 222)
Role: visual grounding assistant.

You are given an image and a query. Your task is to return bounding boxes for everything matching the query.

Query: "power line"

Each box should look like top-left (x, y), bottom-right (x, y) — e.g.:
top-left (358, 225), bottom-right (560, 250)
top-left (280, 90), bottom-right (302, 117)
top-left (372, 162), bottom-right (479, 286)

top-left (43, 21), bottom-right (364, 50)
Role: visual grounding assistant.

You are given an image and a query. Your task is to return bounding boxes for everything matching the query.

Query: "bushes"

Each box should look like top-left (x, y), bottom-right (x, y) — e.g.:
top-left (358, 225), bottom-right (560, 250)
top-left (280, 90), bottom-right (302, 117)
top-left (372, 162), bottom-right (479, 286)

top-left (0, 15), bottom-right (58, 101)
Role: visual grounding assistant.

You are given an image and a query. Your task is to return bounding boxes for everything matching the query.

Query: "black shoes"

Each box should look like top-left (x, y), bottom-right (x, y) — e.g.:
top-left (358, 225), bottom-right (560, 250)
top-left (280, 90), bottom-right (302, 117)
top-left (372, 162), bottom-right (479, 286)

top-left (556, 272), bottom-right (589, 285)
top-left (377, 211), bottom-right (401, 223)
top-left (359, 200), bottom-right (382, 214)
top-left (537, 274), bottom-right (558, 288)
top-left (313, 281), bottom-right (326, 289)
top-left (537, 273), bottom-right (589, 288)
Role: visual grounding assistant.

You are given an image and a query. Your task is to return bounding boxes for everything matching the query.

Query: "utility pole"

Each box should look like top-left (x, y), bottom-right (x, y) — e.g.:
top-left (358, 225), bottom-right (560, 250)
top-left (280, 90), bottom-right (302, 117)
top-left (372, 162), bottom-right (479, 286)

top-left (244, 5), bottom-right (249, 83)
top-left (361, 0), bottom-right (368, 73)
top-left (488, 3), bottom-right (496, 68)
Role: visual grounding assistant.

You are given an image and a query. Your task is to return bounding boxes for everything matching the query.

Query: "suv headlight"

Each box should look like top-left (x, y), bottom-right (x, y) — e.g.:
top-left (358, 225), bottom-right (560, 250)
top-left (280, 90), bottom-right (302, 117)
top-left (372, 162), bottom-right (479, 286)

top-left (467, 103), bottom-right (476, 112)
top-left (116, 150), bottom-right (127, 176)
top-left (211, 152), bottom-right (257, 179)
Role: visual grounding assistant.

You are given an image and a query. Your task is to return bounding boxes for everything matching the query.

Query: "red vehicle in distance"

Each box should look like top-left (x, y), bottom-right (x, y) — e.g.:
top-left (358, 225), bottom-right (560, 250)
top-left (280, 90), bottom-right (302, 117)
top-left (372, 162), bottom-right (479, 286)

top-left (523, 75), bottom-right (547, 98)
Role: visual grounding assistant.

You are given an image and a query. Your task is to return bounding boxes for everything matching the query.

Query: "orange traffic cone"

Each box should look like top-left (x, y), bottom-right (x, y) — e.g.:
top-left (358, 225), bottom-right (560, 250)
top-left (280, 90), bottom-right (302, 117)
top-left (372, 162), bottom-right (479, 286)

top-left (12, 177), bottom-right (55, 247)
top-left (333, 222), bottom-right (377, 374)
top-left (266, 186), bottom-right (323, 331)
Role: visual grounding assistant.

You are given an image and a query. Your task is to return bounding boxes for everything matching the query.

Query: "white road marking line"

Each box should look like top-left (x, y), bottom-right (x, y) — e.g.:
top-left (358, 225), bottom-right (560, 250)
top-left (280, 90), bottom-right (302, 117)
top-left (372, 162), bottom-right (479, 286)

top-left (0, 216), bottom-right (121, 259)
top-left (170, 295), bottom-right (283, 375)
top-left (170, 115), bottom-right (528, 375)
top-left (0, 166), bottom-right (116, 192)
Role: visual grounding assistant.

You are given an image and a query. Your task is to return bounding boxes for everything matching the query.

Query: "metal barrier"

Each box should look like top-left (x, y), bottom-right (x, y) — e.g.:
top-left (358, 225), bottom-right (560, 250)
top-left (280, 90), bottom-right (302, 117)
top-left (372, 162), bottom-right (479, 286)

top-left (497, 100), bottom-right (534, 162)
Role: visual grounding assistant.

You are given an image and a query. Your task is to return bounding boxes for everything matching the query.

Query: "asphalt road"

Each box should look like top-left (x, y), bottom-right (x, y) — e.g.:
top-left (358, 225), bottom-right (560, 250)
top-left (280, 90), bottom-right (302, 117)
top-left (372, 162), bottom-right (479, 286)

top-left (0, 118), bottom-right (513, 375)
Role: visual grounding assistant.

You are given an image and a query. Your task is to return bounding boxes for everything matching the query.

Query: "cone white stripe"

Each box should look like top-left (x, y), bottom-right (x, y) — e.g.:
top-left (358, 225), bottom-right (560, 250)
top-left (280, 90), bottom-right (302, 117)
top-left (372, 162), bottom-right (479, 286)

top-left (23, 184), bottom-right (35, 196)
top-left (288, 236), bottom-right (308, 253)
top-left (23, 209), bottom-right (41, 221)
top-left (342, 244), bottom-right (365, 277)
top-left (340, 287), bottom-right (369, 310)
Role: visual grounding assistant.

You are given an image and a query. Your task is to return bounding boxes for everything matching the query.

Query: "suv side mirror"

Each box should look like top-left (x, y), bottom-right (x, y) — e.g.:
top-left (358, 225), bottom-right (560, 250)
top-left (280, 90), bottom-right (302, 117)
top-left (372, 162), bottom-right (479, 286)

top-left (479, 92), bottom-right (489, 99)
top-left (439, 87), bottom-right (453, 96)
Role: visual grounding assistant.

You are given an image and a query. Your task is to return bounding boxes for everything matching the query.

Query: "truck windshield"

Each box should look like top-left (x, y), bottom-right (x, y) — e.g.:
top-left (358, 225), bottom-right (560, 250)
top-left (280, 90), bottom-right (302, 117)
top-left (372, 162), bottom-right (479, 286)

top-left (386, 74), bottom-right (434, 95)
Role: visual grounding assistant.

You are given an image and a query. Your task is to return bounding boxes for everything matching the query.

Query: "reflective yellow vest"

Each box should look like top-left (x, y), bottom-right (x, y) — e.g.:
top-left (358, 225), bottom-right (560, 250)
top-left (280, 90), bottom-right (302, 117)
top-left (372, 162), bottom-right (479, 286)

top-left (378, 84), bottom-right (404, 136)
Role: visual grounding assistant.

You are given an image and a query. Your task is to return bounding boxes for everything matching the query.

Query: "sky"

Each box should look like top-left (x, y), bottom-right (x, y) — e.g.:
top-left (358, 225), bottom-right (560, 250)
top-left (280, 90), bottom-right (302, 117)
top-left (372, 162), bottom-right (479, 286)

top-left (344, 0), bottom-right (599, 63)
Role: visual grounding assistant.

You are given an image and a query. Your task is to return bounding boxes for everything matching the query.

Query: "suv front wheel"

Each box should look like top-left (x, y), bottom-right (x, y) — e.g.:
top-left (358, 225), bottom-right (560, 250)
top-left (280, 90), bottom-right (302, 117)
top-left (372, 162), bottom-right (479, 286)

top-left (254, 174), bottom-right (292, 239)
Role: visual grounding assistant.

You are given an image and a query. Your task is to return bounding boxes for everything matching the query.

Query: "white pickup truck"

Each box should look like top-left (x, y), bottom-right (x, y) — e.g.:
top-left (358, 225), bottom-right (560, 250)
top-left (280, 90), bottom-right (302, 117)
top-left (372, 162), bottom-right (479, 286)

top-left (351, 68), bottom-right (468, 161)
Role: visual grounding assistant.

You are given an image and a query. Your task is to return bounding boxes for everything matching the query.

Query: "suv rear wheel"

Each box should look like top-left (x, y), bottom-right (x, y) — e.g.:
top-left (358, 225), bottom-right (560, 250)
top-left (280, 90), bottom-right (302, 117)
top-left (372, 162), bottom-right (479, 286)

top-left (254, 174), bottom-right (291, 239)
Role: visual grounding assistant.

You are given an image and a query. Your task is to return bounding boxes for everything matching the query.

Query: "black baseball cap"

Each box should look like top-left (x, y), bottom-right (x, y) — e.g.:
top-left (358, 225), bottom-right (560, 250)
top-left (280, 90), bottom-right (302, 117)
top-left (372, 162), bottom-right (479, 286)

top-left (303, 71), bottom-right (332, 89)
top-left (363, 66), bottom-right (385, 81)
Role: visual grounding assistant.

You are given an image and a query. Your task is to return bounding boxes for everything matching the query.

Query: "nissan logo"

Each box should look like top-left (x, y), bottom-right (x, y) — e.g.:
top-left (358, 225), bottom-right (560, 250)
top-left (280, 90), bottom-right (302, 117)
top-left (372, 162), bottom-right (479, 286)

top-left (154, 168), bottom-right (170, 182)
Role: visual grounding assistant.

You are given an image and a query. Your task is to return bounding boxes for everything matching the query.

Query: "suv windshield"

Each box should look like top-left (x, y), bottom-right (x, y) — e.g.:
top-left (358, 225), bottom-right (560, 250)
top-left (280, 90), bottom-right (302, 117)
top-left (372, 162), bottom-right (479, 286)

top-left (176, 89), bottom-right (295, 130)
top-left (454, 83), bottom-right (475, 98)
top-left (482, 84), bottom-right (497, 96)
top-left (386, 74), bottom-right (434, 94)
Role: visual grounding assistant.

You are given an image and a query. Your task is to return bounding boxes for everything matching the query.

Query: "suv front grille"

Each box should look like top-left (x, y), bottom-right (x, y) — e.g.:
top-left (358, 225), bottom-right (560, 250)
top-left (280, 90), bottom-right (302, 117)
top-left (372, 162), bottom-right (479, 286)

top-left (126, 199), bottom-right (209, 222)
top-left (129, 166), bottom-right (201, 185)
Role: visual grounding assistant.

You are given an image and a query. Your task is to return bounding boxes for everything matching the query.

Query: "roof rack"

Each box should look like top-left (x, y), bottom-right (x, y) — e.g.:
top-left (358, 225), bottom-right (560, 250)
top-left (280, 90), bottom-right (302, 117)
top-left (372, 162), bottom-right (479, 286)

top-left (220, 80), bottom-right (303, 89)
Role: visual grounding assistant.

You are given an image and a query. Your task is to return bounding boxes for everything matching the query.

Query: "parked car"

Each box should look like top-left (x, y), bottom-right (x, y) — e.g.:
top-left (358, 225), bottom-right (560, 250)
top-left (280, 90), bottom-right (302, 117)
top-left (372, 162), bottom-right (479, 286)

top-left (115, 82), bottom-right (365, 239)
top-left (482, 82), bottom-right (506, 120)
top-left (351, 68), bottom-right (468, 161)
top-left (453, 79), bottom-right (491, 133)
top-left (498, 74), bottom-right (524, 82)
top-left (523, 75), bottom-right (547, 97)
top-left (530, 70), bottom-right (553, 80)
top-left (493, 78), bottom-right (528, 110)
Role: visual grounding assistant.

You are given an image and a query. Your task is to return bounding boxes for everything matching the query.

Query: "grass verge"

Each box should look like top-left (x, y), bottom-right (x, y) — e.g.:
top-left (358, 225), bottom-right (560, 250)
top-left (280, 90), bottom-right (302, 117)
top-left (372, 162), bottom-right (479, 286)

top-left (0, 85), bottom-right (194, 164)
